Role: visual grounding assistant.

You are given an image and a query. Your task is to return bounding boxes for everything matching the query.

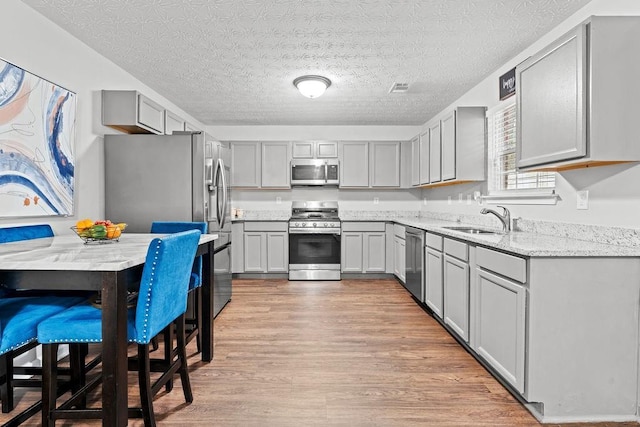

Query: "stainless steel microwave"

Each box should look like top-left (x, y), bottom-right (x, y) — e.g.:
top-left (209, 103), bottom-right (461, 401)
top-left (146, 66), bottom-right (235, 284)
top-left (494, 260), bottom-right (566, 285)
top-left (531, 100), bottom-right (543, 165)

top-left (291, 159), bottom-right (339, 186)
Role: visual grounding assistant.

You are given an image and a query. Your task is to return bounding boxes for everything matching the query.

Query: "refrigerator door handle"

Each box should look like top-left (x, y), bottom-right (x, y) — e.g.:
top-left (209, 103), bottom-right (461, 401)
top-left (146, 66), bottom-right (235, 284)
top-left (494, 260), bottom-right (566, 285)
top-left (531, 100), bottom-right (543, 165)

top-left (219, 159), bottom-right (229, 229)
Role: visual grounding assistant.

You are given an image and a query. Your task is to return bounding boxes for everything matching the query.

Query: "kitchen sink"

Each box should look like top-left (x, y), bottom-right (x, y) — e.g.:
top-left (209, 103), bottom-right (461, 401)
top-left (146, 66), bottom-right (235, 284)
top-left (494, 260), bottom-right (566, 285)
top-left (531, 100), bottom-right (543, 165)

top-left (442, 226), bottom-right (502, 235)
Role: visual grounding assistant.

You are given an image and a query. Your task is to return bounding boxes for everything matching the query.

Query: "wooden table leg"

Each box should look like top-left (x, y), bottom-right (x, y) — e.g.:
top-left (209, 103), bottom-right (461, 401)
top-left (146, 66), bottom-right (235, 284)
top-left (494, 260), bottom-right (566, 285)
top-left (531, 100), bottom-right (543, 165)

top-left (201, 241), bottom-right (214, 362)
top-left (101, 271), bottom-right (129, 426)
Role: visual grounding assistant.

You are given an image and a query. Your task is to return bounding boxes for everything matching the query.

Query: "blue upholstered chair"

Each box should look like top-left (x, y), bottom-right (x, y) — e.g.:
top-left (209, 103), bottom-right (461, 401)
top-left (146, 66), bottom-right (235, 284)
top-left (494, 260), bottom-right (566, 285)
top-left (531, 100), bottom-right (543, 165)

top-left (0, 224), bottom-right (87, 414)
top-left (38, 229), bottom-right (201, 427)
top-left (150, 221), bottom-right (207, 356)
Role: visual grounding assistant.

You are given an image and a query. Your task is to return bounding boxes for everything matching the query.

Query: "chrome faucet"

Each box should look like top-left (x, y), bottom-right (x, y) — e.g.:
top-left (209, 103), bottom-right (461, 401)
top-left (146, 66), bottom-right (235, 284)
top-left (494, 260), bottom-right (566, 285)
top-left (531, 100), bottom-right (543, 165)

top-left (480, 206), bottom-right (511, 233)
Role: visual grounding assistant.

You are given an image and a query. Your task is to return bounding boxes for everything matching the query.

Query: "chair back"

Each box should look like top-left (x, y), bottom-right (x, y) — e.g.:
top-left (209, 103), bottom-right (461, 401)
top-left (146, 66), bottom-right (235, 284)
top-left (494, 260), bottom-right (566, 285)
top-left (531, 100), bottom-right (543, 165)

top-left (0, 224), bottom-right (53, 244)
top-left (150, 221), bottom-right (207, 289)
top-left (133, 229), bottom-right (201, 344)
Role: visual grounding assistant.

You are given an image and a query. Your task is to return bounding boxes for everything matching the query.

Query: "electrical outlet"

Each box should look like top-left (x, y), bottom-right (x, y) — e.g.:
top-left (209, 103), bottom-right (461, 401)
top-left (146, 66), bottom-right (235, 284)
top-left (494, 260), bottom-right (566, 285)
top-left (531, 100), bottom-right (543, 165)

top-left (458, 193), bottom-right (463, 204)
top-left (466, 194), bottom-right (472, 205)
top-left (447, 196), bottom-right (452, 205)
top-left (373, 197), bottom-right (379, 205)
top-left (423, 197), bottom-right (427, 206)
top-left (276, 197), bottom-right (282, 204)
top-left (577, 190), bottom-right (589, 210)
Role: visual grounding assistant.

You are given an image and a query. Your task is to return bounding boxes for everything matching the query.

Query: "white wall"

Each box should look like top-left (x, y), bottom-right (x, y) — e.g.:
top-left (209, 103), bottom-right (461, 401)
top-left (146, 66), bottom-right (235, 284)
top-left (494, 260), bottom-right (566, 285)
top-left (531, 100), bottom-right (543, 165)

top-left (420, 0), bottom-right (640, 228)
top-left (207, 125), bottom-right (421, 142)
top-left (0, 0), bottom-right (204, 233)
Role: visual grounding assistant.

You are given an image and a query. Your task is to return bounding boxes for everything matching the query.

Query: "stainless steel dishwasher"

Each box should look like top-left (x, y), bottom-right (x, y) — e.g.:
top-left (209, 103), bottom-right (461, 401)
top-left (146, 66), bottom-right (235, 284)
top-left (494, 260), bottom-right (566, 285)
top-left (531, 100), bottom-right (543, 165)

top-left (404, 227), bottom-right (424, 301)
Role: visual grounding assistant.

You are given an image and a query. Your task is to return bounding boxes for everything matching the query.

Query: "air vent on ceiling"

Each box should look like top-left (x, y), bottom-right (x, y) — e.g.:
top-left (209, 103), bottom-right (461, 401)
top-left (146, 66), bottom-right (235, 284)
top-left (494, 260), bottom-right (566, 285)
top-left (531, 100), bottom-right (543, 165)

top-left (389, 82), bottom-right (409, 93)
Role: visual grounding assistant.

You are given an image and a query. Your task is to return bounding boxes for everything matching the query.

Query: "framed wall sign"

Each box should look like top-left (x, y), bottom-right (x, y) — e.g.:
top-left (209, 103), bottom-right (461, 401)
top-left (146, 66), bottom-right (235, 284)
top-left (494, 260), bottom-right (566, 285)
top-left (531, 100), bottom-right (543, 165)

top-left (499, 67), bottom-right (516, 100)
top-left (0, 58), bottom-right (76, 217)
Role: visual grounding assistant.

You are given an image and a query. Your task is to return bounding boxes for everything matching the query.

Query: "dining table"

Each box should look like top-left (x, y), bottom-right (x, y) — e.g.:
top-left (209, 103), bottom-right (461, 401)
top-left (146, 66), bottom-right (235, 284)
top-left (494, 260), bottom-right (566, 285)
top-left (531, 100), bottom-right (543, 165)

top-left (0, 232), bottom-right (218, 427)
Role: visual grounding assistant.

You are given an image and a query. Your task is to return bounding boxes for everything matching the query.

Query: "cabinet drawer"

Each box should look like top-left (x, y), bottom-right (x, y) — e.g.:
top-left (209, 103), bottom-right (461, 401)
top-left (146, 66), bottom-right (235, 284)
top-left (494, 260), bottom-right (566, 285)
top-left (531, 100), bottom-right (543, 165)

top-left (444, 238), bottom-right (468, 261)
top-left (393, 224), bottom-right (405, 239)
top-left (425, 233), bottom-right (443, 251)
top-left (342, 222), bottom-right (386, 232)
top-left (243, 221), bottom-right (288, 232)
top-left (476, 247), bottom-right (527, 283)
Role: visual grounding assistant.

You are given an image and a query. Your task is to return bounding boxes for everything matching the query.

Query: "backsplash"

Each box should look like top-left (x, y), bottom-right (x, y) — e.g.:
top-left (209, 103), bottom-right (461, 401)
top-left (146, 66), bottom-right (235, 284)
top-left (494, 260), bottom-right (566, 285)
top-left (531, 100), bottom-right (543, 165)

top-left (340, 210), bottom-right (420, 220)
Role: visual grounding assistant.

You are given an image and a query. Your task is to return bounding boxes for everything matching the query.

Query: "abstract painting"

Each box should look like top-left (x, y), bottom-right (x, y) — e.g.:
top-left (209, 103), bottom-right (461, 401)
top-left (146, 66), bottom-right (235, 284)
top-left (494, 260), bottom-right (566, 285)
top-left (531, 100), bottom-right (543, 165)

top-left (0, 58), bottom-right (76, 217)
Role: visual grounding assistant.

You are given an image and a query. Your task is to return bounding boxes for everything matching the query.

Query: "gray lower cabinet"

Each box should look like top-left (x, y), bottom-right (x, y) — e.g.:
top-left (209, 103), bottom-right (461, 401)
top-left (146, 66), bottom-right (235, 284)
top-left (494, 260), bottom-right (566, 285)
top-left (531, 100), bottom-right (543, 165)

top-left (424, 233), bottom-right (444, 319)
top-left (341, 222), bottom-right (386, 273)
top-left (393, 235), bottom-right (406, 282)
top-left (236, 222), bottom-right (288, 273)
top-left (474, 265), bottom-right (526, 393)
top-left (443, 238), bottom-right (470, 342)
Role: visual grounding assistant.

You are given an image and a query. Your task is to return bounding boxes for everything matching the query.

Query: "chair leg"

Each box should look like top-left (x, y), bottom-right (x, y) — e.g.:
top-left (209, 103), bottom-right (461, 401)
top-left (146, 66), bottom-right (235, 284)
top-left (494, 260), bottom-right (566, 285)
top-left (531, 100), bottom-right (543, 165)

top-left (69, 344), bottom-right (87, 408)
top-left (195, 287), bottom-right (202, 353)
top-left (0, 351), bottom-right (13, 414)
top-left (0, 352), bottom-right (13, 413)
top-left (42, 344), bottom-right (59, 427)
top-left (175, 314), bottom-right (193, 403)
top-left (137, 343), bottom-right (156, 427)
top-left (163, 325), bottom-right (174, 392)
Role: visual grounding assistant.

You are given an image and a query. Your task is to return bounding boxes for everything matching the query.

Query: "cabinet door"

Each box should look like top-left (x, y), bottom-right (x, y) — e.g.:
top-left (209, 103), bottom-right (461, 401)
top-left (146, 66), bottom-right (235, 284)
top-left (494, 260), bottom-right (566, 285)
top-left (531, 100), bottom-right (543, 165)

top-left (184, 121), bottom-right (201, 133)
top-left (370, 142), bottom-right (400, 187)
top-left (393, 236), bottom-right (406, 281)
top-left (419, 132), bottom-right (429, 185)
top-left (363, 232), bottom-right (386, 273)
top-left (292, 142), bottom-right (314, 158)
top-left (164, 110), bottom-right (185, 135)
top-left (261, 142), bottom-right (290, 188)
top-left (137, 94), bottom-right (165, 134)
top-left (411, 136), bottom-right (420, 186)
top-left (340, 142), bottom-right (369, 187)
top-left (444, 254), bottom-right (470, 342)
top-left (475, 268), bottom-right (526, 393)
top-left (317, 141), bottom-right (338, 158)
top-left (267, 232), bottom-right (288, 272)
top-left (425, 247), bottom-right (444, 319)
top-left (429, 121), bottom-right (441, 183)
top-left (244, 232), bottom-right (266, 272)
top-left (441, 111), bottom-right (456, 181)
top-left (231, 142), bottom-right (261, 187)
top-left (516, 24), bottom-right (587, 168)
top-left (341, 232), bottom-right (363, 272)
top-left (231, 222), bottom-right (244, 273)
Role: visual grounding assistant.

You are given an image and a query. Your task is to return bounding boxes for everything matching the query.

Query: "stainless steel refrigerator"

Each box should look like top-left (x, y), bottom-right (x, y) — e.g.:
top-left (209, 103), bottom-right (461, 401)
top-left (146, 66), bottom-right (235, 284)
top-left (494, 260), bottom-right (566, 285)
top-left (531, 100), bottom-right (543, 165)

top-left (104, 131), bottom-right (232, 317)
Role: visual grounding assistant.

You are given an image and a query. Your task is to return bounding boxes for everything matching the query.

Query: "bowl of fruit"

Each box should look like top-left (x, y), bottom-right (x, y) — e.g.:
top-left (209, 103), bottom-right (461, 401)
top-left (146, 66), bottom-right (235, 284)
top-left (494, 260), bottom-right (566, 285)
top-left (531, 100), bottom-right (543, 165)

top-left (72, 219), bottom-right (127, 244)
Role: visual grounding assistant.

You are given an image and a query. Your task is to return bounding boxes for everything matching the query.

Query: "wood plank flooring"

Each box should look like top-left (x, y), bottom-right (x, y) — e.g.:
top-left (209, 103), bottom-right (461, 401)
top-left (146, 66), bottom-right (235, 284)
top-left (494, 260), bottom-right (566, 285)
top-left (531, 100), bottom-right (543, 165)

top-left (2, 278), bottom-right (638, 426)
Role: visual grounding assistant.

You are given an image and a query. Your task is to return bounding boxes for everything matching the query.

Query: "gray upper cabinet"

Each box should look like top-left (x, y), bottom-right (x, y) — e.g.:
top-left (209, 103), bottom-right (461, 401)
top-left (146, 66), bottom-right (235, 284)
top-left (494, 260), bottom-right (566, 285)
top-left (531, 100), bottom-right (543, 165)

top-left (370, 142), bottom-right (400, 187)
top-left (102, 90), bottom-right (165, 134)
top-left (292, 141), bottom-right (338, 158)
top-left (429, 122), bottom-right (441, 183)
top-left (184, 121), bottom-right (201, 133)
top-left (231, 142), bottom-right (261, 187)
top-left (164, 110), bottom-right (185, 135)
top-left (422, 107), bottom-right (486, 187)
top-left (419, 131), bottom-right (429, 185)
top-left (441, 111), bottom-right (456, 181)
top-left (517, 16), bottom-right (640, 171)
top-left (411, 135), bottom-right (420, 186)
top-left (261, 142), bottom-right (291, 188)
top-left (339, 142), bottom-right (369, 188)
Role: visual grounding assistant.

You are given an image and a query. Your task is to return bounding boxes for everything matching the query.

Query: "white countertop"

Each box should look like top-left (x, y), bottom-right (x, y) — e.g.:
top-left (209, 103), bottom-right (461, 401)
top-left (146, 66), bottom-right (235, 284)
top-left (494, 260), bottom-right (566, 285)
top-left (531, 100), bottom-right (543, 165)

top-left (0, 233), bottom-right (218, 271)
top-left (231, 210), bottom-right (640, 257)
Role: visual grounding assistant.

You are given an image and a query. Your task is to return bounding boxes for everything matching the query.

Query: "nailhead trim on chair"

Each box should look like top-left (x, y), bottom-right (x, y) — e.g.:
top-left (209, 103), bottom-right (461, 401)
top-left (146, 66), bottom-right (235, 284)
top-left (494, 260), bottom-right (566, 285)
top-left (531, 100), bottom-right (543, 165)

top-left (0, 338), bottom-right (36, 356)
top-left (138, 239), bottom-right (161, 344)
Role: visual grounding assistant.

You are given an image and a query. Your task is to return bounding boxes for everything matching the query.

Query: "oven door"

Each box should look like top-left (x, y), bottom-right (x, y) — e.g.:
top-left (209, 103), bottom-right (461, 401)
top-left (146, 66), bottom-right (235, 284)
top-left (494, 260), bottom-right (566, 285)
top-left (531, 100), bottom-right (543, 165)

top-left (288, 232), bottom-right (341, 280)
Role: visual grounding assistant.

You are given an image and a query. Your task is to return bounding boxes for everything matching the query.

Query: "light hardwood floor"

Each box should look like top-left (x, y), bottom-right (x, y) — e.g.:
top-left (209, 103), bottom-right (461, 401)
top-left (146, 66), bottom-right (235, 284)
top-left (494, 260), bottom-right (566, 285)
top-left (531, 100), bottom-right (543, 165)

top-left (2, 278), bottom-right (638, 426)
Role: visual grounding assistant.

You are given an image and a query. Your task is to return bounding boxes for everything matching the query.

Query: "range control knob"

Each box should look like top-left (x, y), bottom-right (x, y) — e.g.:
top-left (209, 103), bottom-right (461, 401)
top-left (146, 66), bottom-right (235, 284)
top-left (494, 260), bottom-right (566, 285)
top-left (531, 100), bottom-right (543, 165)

top-left (313, 223), bottom-right (317, 227)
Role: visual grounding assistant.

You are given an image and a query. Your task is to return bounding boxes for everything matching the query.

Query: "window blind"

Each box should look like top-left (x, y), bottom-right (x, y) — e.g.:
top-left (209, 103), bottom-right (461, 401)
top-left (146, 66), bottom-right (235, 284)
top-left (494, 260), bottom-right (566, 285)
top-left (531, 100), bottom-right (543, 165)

top-left (488, 103), bottom-right (555, 192)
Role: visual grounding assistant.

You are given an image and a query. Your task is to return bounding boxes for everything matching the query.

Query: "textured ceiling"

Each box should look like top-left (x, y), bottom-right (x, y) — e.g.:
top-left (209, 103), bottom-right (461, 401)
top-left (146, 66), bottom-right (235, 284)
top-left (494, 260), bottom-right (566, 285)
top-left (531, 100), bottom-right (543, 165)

top-left (23, 0), bottom-right (591, 126)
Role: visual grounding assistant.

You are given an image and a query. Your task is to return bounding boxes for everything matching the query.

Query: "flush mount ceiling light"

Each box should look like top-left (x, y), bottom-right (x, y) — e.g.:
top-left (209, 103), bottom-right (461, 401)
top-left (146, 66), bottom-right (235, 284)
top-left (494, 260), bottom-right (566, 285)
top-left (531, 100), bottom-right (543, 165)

top-left (293, 75), bottom-right (331, 98)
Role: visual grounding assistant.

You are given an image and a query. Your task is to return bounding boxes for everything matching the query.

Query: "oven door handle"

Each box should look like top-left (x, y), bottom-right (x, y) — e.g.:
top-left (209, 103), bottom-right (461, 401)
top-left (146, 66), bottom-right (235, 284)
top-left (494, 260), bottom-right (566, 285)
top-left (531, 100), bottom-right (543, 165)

top-left (289, 229), bottom-right (341, 235)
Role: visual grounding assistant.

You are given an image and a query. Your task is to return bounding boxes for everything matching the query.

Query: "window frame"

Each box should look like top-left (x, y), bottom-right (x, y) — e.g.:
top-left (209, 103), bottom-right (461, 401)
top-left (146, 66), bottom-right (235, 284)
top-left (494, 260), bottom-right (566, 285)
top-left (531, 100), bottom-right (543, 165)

top-left (484, 100), bottom-right (559, 205)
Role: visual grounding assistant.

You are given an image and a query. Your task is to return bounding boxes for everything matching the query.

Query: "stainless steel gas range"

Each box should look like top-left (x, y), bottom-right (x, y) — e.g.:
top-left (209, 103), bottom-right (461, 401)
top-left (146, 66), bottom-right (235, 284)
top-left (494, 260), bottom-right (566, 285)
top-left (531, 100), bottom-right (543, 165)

top-left (288, 201), bottom-right (341, 281)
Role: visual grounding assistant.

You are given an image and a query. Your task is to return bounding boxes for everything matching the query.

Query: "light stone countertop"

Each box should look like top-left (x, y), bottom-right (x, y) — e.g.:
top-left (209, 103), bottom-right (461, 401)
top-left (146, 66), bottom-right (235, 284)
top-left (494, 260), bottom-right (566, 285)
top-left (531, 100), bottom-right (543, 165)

top-left (233, 209), bottom-right (640, 257)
